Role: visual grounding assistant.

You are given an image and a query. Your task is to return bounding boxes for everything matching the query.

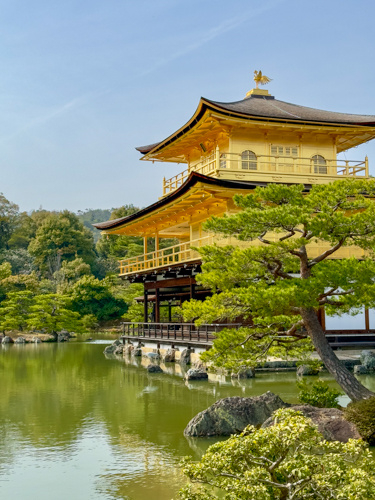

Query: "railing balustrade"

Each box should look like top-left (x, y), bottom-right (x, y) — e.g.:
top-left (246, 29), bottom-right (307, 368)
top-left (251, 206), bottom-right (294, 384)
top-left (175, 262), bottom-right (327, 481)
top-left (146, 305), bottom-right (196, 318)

top-left (119, 235), bottom-right (214, 276)
top-left (162, 152), bottom-right (369, 195)
top-left (121, 322), bottom-right (241, 344)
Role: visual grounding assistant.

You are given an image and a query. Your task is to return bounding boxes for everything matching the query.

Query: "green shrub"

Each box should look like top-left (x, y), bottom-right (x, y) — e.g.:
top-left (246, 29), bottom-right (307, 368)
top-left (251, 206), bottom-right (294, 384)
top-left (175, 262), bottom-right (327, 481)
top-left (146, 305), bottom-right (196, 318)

top-left (178, 408), bottom-right (375, 500)
top-left (297, 379), bottom-right (341, 408)
top-left (344, 397), bottom-right (375, 445)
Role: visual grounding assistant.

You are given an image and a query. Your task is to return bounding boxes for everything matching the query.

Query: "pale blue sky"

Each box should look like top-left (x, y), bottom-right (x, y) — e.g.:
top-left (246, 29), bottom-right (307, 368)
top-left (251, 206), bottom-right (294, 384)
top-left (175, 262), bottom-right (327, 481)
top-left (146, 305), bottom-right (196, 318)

top-left (1, 0), bottom-right (375, 212)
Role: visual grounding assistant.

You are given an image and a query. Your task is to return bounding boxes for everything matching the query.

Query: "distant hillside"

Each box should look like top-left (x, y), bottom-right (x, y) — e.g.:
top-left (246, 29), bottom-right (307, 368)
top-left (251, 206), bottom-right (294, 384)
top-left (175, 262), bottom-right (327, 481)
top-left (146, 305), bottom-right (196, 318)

top-left (77, 209), bottom-right (112, 242)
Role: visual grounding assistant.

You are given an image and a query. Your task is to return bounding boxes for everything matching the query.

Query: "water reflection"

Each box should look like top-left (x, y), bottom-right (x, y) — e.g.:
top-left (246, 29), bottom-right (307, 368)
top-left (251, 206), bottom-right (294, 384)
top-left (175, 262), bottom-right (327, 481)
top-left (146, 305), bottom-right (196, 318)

top-left (0, 343), bottom-right (374, 499)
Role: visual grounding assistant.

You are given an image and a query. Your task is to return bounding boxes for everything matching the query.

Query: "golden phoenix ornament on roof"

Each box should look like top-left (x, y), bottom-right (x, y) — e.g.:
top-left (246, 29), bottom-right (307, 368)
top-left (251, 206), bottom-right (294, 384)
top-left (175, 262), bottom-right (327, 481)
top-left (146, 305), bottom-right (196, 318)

top-left (254, 70), bottom-right (272, 89)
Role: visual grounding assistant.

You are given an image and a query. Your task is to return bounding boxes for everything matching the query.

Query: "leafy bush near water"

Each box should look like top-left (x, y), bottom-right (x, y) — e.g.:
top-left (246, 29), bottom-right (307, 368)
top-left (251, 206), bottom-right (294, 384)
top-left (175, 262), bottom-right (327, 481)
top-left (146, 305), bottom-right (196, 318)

top-left (297, 379), bottom-right (341, 408)
top-left (344, 397), bottom-right (375, 445)
top-left (178, 408), bottom-right (375, 500)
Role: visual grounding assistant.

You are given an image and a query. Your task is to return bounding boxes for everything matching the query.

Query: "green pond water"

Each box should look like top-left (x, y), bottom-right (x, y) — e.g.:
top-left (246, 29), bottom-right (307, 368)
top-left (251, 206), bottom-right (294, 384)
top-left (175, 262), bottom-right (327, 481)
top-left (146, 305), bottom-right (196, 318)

top-left (0, 341), bottom-right (374, 500)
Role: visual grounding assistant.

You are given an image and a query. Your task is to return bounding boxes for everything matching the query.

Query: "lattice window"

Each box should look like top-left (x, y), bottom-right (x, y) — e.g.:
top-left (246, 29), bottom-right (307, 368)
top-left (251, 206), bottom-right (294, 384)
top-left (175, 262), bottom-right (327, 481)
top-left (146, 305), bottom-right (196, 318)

top-left (312, 154), bottom-right (327, 174)
top-left (241, 150), bottom-right (257, 170)
top-left (271, 145), bottom-right (298, 156)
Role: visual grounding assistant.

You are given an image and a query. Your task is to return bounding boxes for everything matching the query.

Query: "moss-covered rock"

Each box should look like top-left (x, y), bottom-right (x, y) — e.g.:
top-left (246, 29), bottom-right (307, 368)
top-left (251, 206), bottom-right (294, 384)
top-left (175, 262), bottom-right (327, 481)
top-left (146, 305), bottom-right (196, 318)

top-left (344, 397), bottom-right (375, 445)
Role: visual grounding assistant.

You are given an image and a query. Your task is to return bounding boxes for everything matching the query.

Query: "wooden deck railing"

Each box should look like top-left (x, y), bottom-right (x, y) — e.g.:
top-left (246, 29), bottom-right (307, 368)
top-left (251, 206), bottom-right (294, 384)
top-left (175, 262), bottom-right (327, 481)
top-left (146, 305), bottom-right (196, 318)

top-left (162, 150), bottom-right (369, 195)
top-left (121, 322), bottom-right (241, 344)
top-left (119, 235), bottom-right (214, 276)
top-left (121, 323), bottom-right (375, 348)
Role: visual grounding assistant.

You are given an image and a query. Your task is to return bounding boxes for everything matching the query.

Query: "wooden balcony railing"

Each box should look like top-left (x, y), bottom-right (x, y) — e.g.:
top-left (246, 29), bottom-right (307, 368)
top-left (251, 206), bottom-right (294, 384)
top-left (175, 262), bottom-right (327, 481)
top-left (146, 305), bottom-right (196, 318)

top-left (121, 322), bottom-right (241, 345)
top-left (162, 149), bottom-right (369, 195)
top-left (119, 235), bottom-right (214, 276)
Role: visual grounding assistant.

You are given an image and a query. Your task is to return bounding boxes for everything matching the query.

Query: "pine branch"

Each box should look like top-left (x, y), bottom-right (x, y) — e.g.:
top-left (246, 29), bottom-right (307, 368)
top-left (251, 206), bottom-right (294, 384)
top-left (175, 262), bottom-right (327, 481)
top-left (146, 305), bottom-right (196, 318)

top-left (308, 238), bottom-right (346, 267)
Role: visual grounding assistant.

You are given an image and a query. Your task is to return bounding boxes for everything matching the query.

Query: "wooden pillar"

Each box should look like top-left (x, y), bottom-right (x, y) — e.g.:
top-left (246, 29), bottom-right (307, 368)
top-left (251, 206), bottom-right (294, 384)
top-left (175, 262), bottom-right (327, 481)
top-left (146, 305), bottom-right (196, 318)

top-left (144, 289), bottom-right (148, 323)
top-left (168, 301), bottom-right (172, 322)
top-left (190, 282), bottom-right (195, 300)
top-left (155, 233), bottom-right (159, 267)
top-left (155, 288), bottom-right (160, 323)
top-left (365, 308), bottom-right (370, 332)
top-left (318, 307), bottom-right (326, 332)
top-left (143, 236), bottom-right (148, 255)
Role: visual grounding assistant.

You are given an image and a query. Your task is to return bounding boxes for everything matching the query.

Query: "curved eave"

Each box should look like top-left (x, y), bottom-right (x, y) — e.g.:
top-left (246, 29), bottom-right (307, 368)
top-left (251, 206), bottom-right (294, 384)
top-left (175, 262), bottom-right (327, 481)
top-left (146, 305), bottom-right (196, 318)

top-left (136, 97), bottom-right (375, 159)
top-left (135, 98), bottom-right (208, 157)
top-left (93, 171), bottom-right (267, 232)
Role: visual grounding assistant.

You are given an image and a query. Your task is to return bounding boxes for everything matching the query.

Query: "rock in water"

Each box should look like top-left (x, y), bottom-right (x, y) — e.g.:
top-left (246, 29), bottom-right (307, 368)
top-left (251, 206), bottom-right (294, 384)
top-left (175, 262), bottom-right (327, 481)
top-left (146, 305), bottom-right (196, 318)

top-left (163, 348), bottom-right (176, 362)
top-left (263, 405), bottom-right (361, 443)
top-left (184, 392), bottom-right (289, 437)
top-left (132, 348), bottom-right (142, 357)
top-left (32, 337), bottom-right (42, 343)
top-left (14, 337), bottom-right (26, 344)
top-left (57, 332), bottom-right (70, 342)
top-left (124, 344), bottom-right (134, 355)
top-left (114, 345), bottom-right (124, 355)
top-left (179, 348), bottom-right (191, 365)
top-left (185, 368), bottom-right (208, 381)
top-left (2, 336), bottom-right (14, 344)
top-left (145, 352), bottom-right (160, 361)
top-left (104, 339), bottom-right (123, 355)
top-left (103, 344), bottom-right (117, 354)
top-left (147, 364), bottom-right (163, 373)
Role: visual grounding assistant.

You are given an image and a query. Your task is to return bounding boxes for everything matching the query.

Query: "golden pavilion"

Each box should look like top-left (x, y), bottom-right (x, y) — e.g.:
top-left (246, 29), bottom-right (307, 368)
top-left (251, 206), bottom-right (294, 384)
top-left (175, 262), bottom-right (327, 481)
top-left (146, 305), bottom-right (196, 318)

top-left (95, 77), bottom-right (375, 335)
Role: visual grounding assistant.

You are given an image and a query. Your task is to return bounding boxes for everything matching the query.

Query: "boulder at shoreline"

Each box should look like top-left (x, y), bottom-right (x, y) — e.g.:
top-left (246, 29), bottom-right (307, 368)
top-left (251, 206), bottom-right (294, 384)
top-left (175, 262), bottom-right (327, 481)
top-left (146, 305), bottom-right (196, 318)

top-left (185, 368), bottom-right (208, 381)
top-left (2, 336), bottom-right (14, 344)
top-left (184, 392), bottom-right (362, 443)
top-left (184, 392), bottom-right (288, 437)
top-left (262, 405), bottom-right (361, 443)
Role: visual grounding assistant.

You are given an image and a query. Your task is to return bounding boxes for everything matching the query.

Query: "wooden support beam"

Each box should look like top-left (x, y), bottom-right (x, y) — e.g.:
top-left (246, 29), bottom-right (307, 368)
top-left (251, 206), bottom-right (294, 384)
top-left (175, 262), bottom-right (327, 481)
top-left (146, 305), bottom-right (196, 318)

top-left (145, 276), bottom-right (196, 290)
top-left (168, 301), bottom-right (172, 322)
top-left (365, 308), bottom-right (370, 332)
top-left (319, 307), bottom-right (326, 332)
top-left (155, 288), bottom-right (160, 323)
top-left (144, 289), bottom-right (148, 323)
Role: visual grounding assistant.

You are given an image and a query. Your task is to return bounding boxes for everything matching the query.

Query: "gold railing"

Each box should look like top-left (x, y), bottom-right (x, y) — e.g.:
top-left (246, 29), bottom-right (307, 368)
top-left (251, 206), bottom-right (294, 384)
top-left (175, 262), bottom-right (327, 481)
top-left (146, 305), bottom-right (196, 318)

top-left (119, 235), bottom-right (214, 276)
top-left (162, 150), bottom-right (369, 195)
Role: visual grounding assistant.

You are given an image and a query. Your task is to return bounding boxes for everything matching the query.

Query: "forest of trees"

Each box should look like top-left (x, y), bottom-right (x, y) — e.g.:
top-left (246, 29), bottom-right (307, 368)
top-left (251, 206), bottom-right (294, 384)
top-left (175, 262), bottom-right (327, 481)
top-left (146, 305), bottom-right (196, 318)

top-left (0, 193), bottom-right (144, 336)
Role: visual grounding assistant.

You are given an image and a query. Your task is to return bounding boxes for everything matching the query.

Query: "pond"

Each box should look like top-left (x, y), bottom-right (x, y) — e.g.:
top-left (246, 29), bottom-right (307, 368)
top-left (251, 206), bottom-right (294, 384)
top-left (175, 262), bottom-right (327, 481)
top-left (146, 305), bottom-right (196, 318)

top-left (0, 341), bottom-right (373, 500)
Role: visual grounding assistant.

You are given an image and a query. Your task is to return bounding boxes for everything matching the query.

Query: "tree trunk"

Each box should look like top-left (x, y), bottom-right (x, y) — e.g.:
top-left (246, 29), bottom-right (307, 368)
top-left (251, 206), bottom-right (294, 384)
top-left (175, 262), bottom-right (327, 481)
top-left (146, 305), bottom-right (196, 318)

top-left (300, 307), bottom-right (374, 401)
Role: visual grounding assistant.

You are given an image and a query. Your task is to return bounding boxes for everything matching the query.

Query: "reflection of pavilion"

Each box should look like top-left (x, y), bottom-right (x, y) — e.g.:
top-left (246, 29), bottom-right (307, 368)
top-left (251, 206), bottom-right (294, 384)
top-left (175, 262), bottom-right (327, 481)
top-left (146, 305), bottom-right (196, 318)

top-left (95, 80), bottom-right (375, 346)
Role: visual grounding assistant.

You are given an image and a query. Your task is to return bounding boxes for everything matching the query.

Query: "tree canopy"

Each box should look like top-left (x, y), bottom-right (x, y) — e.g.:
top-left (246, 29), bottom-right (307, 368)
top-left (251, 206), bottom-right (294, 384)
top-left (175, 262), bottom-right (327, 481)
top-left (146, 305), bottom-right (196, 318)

top-left (0, 193), bottom-right (19, 249)
top-left (28, 211), bottom-right (96, 277)
top-left (68, 275), bottom-right (128, 321)
top-left (27, 294), bottom-right (82, 337)
top-left (183, 180), bottom-right (375, 400)
top-left (0, 195), bottom-right (141, 331)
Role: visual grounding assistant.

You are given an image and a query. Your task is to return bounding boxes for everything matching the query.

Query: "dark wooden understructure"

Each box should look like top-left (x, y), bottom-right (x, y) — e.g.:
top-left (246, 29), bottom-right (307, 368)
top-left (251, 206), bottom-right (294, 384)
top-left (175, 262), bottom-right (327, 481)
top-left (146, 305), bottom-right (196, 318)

top-left (127, 263), bottom-right (208, 323)
top-left (121, 255), bottom-right (375, 349)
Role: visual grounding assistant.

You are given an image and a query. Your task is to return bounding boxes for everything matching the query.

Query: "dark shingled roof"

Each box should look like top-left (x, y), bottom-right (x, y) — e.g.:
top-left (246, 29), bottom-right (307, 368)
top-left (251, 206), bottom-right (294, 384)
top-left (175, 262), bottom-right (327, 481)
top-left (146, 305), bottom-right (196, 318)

top-left (136, 94), bottom-right (375, 155)
top-left (209, 95), bottom-right (375, 125)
